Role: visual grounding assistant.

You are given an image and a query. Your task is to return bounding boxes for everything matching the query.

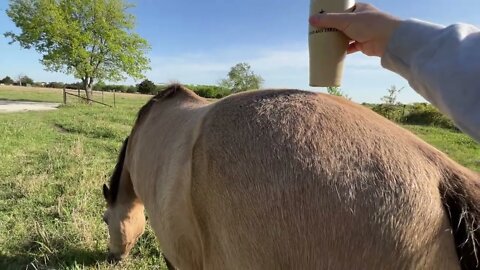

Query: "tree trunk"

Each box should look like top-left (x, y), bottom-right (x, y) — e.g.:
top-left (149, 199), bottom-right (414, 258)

top-left (82, 77), bottom-right (93, 104)
top-left (85, 85), bottom-right (93, 103)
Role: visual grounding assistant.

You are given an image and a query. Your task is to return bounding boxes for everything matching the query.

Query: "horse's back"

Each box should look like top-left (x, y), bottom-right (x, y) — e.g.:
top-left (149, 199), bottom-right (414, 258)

top-left (191, 89), bottom-right (460, 269)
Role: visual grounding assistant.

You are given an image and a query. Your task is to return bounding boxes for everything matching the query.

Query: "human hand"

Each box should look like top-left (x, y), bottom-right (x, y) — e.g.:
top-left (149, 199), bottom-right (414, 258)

top-left (309, 3), bottom-right (402, 57)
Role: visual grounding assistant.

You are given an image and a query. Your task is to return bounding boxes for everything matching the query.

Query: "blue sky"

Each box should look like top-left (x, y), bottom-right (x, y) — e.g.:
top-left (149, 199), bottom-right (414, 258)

top-left (1, 0), bottom-right (479, 103)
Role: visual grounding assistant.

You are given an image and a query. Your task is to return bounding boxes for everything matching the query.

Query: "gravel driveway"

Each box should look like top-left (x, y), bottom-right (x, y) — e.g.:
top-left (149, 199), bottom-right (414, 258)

top-left (0, 100), bottom-right (61, 113)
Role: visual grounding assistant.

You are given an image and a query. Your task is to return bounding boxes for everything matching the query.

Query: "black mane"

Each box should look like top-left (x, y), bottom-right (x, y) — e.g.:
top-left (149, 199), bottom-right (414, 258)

top-left (107, 136), bottom-right (129, 205)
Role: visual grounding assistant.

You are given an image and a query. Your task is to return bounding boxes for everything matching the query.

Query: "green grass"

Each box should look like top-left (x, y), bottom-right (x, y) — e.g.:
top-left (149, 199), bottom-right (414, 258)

top-left (0, 86), bottom-right (479, 269)
top-left (403, 125), bottom-right (480, 171)
top-left (0, 87), bottom-right (164, 269)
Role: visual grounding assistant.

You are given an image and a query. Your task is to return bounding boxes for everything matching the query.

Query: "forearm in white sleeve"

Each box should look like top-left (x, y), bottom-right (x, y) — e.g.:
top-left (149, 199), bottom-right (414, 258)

top-left (381, 19), bottom-right (480, 142)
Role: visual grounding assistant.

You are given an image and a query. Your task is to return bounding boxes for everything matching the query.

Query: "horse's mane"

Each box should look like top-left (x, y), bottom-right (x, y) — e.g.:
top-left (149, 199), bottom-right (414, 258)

top-left (107, 136), bottom-right (129, 205)
top-left (107, 84), bottom-right (186, 204)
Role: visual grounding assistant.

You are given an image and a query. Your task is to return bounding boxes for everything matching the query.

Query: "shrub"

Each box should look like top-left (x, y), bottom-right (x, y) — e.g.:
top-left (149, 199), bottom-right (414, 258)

top-left (46, 82), bottom-right (65, 88)
top-left (370, 102), bottom-right (459, 131)
top-left (371, 104), bottom-right (406, 122)
top-left (185, 84), bottom-right (231, 99)
top-left (64, 82), bottom-right (83, 89)
top-left (100, 84), bottom-right (127, 92)
top-left (138, 79), bottom-right (156, 94)
top-left (126, 85), bottom-right (137, 93)
top-left (93, 81), bottom-right (106, 91)
top-left (401, 103), bottom-right (458, 131)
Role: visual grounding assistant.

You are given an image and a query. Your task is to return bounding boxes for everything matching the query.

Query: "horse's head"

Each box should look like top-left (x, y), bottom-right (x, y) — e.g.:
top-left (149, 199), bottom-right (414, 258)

top-left (102, 137), bottom-right (145, 262)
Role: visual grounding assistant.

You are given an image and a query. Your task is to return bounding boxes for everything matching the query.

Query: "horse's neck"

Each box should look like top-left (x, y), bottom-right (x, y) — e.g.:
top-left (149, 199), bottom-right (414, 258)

top-left (130, 100), bottom-right (211, 212)
top-left (128, 101), bottom-right (210, 264)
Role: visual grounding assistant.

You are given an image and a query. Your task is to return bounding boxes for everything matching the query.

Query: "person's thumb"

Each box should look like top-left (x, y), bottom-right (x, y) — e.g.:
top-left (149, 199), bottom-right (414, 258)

top-left (309, 13), bottom-right (354, 32)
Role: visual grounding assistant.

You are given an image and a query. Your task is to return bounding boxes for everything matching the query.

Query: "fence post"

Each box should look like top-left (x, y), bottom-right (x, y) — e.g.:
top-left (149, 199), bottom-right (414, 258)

top-left (102, 90), bottom-right (104, 103)
top-left (113, 89), bottom-right (116, 108)
top-left (77, 88), bottom-right (80, 97)
top-left (63, 87), bottom-right (67, 104)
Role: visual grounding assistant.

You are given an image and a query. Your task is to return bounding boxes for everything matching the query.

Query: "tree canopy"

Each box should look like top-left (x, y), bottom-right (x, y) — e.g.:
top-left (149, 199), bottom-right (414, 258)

top-left (0, 76), bottom-right (14, 85)
top-left (5, 0), bottom-right (150, 98)
top-left (137, 79), bottom-right (156, 94)
top-left (220, 63), bottom-right (264, 93)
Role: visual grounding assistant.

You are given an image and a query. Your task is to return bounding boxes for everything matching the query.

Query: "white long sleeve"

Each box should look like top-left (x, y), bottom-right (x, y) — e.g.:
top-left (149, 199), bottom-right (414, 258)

top-left (381, 19), bottom-right (480, 142)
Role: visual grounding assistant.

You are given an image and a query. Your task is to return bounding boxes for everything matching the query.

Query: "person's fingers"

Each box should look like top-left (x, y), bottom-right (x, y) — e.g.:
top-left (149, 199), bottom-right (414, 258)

top-left (309, 13), bottom-right (355, 32)
top-left (347, 42), bottom-right (361, 54)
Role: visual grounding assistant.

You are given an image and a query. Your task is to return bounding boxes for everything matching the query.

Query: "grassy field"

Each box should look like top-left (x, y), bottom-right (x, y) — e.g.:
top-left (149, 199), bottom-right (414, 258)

top-left (0, 86), bottom-right (479, 269)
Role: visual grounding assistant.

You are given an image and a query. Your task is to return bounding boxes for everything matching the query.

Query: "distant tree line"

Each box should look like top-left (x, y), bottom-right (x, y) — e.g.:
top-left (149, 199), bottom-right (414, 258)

top-left (0, 74), bottom-right (233, 99)
top-left (0, 62), bottom-right (264, 100)
top-left (0, 75), bottom-right (34, 86)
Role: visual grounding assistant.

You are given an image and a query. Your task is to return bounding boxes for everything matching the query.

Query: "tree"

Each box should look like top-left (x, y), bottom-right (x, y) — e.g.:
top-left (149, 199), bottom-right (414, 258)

top-left (137, 79), bottom-right (156, 94)
top-left (5, 0), bottom-right (150, 101)
top-left (373, 85), bottom-right (405, 122)
top-left (381, 85), bottom-right (404, 105)
top-left (0, 76), bottom-right (14, 85)
top-left (326, 87), bottom-right (351, 100)
top-left (17, 75), bottom-right (34, 86)
top-left (219, 63), bottom-right (263, 93)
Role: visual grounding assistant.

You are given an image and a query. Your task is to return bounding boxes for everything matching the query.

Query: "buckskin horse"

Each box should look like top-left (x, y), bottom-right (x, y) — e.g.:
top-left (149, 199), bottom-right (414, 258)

top-left (102, 84), bottom-right (480, 270)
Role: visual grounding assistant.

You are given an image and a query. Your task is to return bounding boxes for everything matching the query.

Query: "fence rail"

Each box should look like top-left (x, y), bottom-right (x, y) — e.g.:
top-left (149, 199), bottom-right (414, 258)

top-left (62, 87), bottom-right (115, 107)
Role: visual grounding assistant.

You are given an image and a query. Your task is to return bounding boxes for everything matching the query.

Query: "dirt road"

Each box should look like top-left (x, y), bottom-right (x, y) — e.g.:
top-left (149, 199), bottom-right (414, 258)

top-left (0, 100), bottom-right (60, 113)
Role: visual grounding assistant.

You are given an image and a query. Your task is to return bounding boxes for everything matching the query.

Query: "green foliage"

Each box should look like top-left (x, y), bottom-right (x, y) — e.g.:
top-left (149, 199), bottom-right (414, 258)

top-left (0, 76), bottom-right (14, 85)
top-left (371, 85), bottom-right (407, 122)
top-left (17, 75), bottom-right (34, 86)
top-left (371, 102), bottom-right (458, 131)
top-left (93, 83), bottom-right (138, 93)
top-left (219, 63), bottom-right (263, 93)
top-left (371, 104), bottom-right (406, 122)
top-left (381, 85), bottom-right (403, 105)
top-left (126, 85), bottom-right (137, 93)
top-left (93, 81), bottom-right (107, 91)
top-left (326, 87), bottom-right (351, 100)
top-left (185, 84), bottom-right (231, 99)
top-left (65, 82), bottom-right (83, 90)
top-left (137, 79), bottom-right (156, 94)
top-left (402, 103), bottom-right (459, 130)
top-left (46, 82), bottom-right (65, 89)
top-left (5, 0), bottom-right (151, 93)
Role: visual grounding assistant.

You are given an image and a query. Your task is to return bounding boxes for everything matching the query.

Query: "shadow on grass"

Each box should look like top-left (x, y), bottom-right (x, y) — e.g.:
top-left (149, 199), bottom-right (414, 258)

top-left (0, 243), bottom-right (108, 269)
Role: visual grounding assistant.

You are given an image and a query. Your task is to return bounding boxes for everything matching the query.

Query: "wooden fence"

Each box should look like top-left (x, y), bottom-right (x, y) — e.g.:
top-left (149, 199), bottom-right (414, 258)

top-left (62, 87), bottom-right (115, 107)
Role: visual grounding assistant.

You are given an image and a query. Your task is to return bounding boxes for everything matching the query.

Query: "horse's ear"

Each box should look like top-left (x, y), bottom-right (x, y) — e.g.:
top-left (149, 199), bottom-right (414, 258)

top-left (103, 184), bottom-right (110, 201)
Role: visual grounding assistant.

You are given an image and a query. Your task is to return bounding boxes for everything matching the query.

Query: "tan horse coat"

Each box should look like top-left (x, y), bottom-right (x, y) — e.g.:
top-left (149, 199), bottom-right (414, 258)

top-left (118, 85), bottom-right (480, 269)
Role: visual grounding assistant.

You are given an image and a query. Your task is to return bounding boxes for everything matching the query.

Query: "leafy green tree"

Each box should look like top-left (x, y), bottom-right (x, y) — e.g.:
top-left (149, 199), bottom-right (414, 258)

top-left (381, 85), bottom-right (404, 105)
top-left (220, 63), bottom-right (264, 93)
top-left (5, 0), bottom-right (150, 101)
top-left (0, 76), bottom-right (14, 85)
top-left (372, 85), bottom-right (405, 122)
top-left (137, 79), bottom-right (156, 94)
top-left (326, 87), bottom-right (351, 100)
top-left (18, 75), bottom-right (34, 86)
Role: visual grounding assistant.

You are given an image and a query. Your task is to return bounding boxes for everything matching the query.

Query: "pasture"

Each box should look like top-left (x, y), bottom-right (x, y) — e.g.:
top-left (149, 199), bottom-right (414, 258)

top-left (0, 85), bottom-right (479, 269)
